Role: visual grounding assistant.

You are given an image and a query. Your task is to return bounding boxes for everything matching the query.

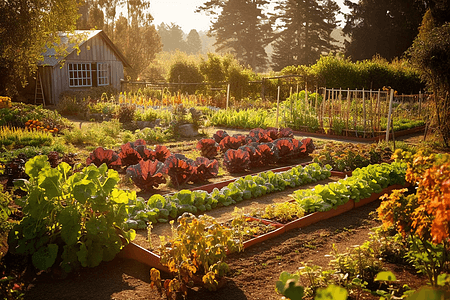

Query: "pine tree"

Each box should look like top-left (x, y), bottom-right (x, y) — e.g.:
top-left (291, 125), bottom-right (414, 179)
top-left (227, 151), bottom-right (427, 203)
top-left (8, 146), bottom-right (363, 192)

top-left (271, 0), bottom-right (340, 71)
top-left (197, 0), bottom-right (272, 72)
top-left (186, 29), bottom-right (203, 54)
top-left (158, 23), bottom-right (187, 52)
top-left (343, 0), bottom-right (426, 61)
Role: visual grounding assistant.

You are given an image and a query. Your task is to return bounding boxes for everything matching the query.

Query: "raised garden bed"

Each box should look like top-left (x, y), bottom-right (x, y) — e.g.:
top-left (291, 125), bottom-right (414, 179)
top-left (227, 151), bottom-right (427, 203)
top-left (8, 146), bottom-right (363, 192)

top-left (119, 182), bottom-right (409, 272)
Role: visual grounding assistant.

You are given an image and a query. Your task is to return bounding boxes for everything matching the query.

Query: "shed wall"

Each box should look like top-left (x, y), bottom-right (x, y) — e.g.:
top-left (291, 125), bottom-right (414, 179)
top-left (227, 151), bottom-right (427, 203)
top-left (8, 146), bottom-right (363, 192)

top-left (50, 34), bottom-right (124, 104)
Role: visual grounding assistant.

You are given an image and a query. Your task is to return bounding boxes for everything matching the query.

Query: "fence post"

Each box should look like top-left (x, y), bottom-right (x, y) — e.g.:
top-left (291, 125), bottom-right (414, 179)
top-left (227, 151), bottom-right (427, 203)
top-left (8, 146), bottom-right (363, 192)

top-left (226, 84), bottom-right (230, 109)
top-left (276, 86), bottom-right (281, 128)
top-left (419, 90), bottom-right (422, 115)
top-left (386, 89), bottom-right (394, 142)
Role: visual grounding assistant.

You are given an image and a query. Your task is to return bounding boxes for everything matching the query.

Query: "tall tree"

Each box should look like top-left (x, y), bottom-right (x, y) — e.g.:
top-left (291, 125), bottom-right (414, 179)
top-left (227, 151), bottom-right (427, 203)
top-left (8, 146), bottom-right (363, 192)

top-left (407, 1), bottom-right (450, 147)
top-left (76, 0), bottom-right (161, 80)
top-left (186, 29), bottom-right (203, 54)
top-left (114, 14), bottom-right (162, 80)
top-left (271, 0), bottom-right (340, 71)
top-left (158, 23), bottom-right (187, 52)
top-left (343, 0), bottom-right (427, 61)
top-left (0, 0), bottom-right (79, 96)
top-left (197, 0), bottom-right (272, 72)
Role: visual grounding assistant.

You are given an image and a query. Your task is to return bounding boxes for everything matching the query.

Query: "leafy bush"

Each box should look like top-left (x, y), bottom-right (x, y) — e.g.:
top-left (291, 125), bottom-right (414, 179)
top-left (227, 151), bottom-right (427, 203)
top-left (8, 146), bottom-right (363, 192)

top-left (152, 213), bottom-right (240, 296)
top-left (8, 155), bottom-right (136, 272)
top-left (167, 61), bottom-right (204, 94)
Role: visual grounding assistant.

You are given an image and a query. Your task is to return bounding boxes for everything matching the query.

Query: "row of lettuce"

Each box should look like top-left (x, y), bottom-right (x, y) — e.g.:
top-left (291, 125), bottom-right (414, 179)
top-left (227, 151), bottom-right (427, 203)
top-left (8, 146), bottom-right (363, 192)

top-left (125, 162), bottom-right (331, 229)
top-left (127, 160), bottom-right (406, 229)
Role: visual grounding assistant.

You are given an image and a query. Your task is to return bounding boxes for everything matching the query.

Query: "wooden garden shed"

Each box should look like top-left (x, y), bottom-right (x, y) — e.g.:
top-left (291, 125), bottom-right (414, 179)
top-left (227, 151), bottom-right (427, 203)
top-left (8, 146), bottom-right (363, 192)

top-left (36, 30), bottom-right (131, 105)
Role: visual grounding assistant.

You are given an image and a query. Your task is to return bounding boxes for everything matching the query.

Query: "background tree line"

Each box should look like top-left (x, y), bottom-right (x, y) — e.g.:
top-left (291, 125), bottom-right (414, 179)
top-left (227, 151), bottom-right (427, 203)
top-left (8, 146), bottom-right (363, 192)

top-left (1, 0), bottom-right (449, 97)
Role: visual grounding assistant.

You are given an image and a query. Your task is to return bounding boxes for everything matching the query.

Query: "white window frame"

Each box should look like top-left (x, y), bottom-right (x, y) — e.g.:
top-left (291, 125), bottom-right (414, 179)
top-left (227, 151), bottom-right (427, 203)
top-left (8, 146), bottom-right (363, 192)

top-left (97, 62), bottom-right (109, 86)
top-left (68, 63), bottom-right (92, 87)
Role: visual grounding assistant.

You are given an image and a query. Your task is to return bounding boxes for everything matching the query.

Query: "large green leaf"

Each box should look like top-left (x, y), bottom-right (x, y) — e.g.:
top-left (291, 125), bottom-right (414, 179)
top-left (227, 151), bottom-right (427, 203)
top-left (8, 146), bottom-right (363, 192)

top-left (111, 189), bottom-right (132, 204)
top-left (25, 155), bottom-right (50, 178)
top-left (61, 244), bottom-right (81, 273)
top-left (31, 244), bottom-right (58, 270)
top-left (374, 271), bottom-right (397, 282)
top-left (406, 287), bottom-right (445, 300)
top-left (59, 207), bottom-right (81, 245)
top-left (39, 168), bottom-right (62, 199)
top-left (73, 180), bottom-right (95, 204)
top-left (276, 272), bottom-right (303, 300)
top-left (57, 162), bottom-right (72, 179)
top-left (315, 284), bottom-right (348, 300)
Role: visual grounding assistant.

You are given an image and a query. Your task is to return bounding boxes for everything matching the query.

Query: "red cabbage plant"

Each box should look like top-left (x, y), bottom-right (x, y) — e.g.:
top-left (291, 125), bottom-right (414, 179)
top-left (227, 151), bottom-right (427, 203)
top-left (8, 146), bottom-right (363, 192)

top-left (256, 143), bottom-right (279, 164)
top-left (135, 145), bottom-right (155, 161)
top-left (130, 139), bottom-right (147, 147)
top-left (196, 139), bottom-right (219, 158)
top-left (192, 157), bottom-right (219, 182)
top-left (223, 149), bottom-right (250, 173)
top-left (239, 145), bottom-right (263, 167)
top-left (278, 127), bottom-right (294, 138)
top-left (213, 130), bottom-right (229, 143)
top-left (118, 142), bottom-right (142, 168)
top-left (163, 154), bottom-right (195, 187)
top-left (273, 138), bottom-right (295, 161)
top-left (299, 138), bottom-right (315, 155)
top-left (219, 135), bottom-right (245, 152)
top-left (154, 145), bottom-right (171, 162)
top-left (266, 127), bottom-right (279, 140)
top-left (248, 128), bottom-right (272, 143)
top-left (126, 160), bottom-right (166, 191)
top-left (86, 147), bottom-right (121, 169)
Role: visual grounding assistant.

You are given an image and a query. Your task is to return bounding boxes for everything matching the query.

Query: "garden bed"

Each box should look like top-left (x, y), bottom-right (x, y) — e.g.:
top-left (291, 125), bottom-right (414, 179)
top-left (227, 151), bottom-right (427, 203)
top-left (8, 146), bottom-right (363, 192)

top-left (21, 197), bottom-right (427, 300)
top-left (120, 180), bottom-right (409, 273)
top-left (292, 125), bottom-right (426, 142)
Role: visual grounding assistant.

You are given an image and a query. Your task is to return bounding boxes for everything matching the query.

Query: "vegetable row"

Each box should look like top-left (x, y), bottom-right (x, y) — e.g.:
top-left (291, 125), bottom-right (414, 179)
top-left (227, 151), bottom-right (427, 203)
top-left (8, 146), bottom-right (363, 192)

top-left (125, 162), bottom-right (332, 229)
top-left (292, 161), bottom-right (407, 213)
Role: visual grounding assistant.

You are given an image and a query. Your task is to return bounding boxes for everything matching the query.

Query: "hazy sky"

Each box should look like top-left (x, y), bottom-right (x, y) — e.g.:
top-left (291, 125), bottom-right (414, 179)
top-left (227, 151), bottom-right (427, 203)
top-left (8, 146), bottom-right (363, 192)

top-left (149, 0), bottom-right (351, 32)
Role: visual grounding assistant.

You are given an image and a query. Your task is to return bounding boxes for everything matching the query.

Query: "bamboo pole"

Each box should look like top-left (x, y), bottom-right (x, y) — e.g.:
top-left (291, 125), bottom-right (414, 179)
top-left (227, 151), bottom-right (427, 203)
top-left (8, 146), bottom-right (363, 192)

top-left (346, 88), bottom-right (350, 136)
top-left (354, 89), bottom-right (358, 136)
top-left (290, 86), bottom-right (293, 124)
top-left (226, 84), bottom-right (230, 109)
top-left (362, 88), bottom-right (366, 138)
top-left (276, 86), bottom-right (280, 128)
top-left (386, 89), bottom-right (395, 142)
top-left (377, 89), bottom-right (381, 132)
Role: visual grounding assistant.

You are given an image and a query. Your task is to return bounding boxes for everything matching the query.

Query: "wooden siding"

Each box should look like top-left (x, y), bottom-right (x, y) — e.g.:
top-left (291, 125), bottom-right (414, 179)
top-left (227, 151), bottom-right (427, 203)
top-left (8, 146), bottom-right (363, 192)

top-left (50, 34), bottom-right (124, 104)
top-left (39, 66), bottom-right (53, 105)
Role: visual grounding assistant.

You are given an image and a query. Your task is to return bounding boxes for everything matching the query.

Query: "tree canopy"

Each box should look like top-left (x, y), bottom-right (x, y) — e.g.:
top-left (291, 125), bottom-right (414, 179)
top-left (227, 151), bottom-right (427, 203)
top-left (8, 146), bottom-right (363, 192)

top-left (77, 0), bottom-right (162, 80)
top-left (342, 0), bottom-right (426, 61)
top-left (197, 0), bottom-right (272, 72)
top-left (0, 0), bottom-right (79, 96)
top-left (407, 1), bottom-right (450, 147)
top-left (271, 0), bottom-right (341, 71)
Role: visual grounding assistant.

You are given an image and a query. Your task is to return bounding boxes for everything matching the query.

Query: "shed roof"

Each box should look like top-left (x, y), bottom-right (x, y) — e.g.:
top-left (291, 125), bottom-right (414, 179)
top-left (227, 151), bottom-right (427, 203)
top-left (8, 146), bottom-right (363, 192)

top-left (39, 30), bottom-right (131, 68)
